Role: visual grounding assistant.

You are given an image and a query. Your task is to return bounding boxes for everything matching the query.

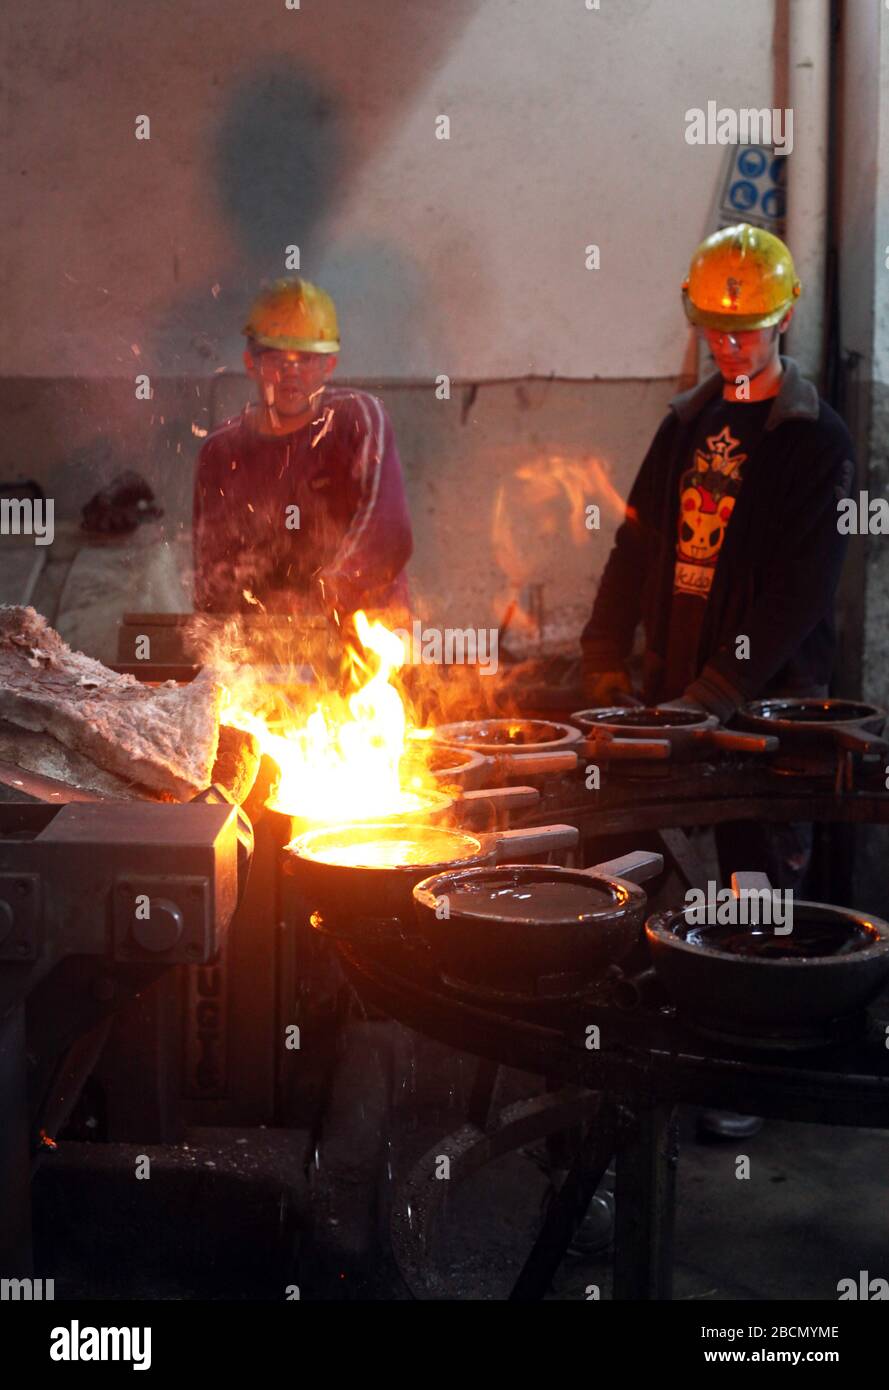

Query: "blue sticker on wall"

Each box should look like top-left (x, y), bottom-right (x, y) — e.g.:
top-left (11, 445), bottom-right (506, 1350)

top-left (738, 147), bottom-right (767, 179)
top-left (718, 145), bottom-right (786, 232)
top-left (769, 157), bottom-right (787, 187)
top-left (761, 187), bottom-right (785, 220)
top-left (729, 180), bottom-right (758, 211)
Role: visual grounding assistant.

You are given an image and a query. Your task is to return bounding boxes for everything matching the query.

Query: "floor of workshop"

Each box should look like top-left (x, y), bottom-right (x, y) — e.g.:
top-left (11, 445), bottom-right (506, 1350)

top-left (33, 1026), bottom-right (889, 1302)
top-left (383, 1036), bottom-right (889, 1302)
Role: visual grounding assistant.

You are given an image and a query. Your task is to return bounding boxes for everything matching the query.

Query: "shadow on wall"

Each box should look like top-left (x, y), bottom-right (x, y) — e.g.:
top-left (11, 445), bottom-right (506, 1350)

top-left (150, 46), bottom-right (471, 556)
top-left (214, 65), bottom-right (347, 271)
top-left (24, 0), bottom-right (483, 531)
top-left (152, 61), bottom-right (352, 380)
top-left (156, 0), bottom-right (485, 374)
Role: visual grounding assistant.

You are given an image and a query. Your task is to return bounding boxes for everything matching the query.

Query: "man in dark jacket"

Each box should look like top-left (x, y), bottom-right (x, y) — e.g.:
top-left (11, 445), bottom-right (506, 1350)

top-left (582, 225), bottom-right (855, 1141)
top-left (193, 277), bottom-right (412, 619)
top-left (581, 224), bottom-right (855, 890)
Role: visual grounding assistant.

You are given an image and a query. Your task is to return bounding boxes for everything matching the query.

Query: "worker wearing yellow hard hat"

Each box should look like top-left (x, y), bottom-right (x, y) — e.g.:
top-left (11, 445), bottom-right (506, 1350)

top-left (241, 277), bottom-right (341, 435)
top-left (678, 223), bottom-right (802, 403)
top-left (193, 277), bottom-right (412, 618)
top-left (581, 220), bottom-right (855, 899)
top-left (681, 222), bottom-right (801, 331)
top-left (582, 222), bottom-right (855, 1139)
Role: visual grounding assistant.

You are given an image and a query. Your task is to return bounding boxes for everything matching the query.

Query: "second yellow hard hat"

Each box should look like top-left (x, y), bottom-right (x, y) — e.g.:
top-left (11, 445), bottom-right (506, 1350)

top-left (244, 277), bottom-right (340, 353)
top-left (682, 223), bottom-right (801, 331)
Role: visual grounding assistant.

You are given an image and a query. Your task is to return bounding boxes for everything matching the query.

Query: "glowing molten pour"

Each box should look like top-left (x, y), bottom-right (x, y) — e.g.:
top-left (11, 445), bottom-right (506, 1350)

top-left (223, 610), bottom-right (433, 824)
top-left (299, 824), bottom-right (481, 870)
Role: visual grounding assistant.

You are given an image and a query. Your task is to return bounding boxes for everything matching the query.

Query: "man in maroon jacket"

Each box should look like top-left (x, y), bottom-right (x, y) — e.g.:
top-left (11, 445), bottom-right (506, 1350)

top-left (193, 277), bottom-right (412, 618)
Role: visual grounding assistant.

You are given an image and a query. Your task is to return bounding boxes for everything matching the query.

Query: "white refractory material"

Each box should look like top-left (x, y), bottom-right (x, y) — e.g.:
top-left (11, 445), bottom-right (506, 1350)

top-left (0, 605), bottom-right (222, 799)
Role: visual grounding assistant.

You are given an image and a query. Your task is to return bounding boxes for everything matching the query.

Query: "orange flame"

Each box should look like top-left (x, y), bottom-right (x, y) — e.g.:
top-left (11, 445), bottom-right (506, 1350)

top-left (489, 452), bottom-right (634, 651)
top-left (221, 610), bottom-right (437, 824)
top-left (492, 453), bottom-right (630, 578)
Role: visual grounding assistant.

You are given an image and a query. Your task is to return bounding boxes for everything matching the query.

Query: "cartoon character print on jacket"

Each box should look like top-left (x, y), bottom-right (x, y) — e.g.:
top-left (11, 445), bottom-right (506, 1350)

top-left (674, 424), bottom-right (746, 598)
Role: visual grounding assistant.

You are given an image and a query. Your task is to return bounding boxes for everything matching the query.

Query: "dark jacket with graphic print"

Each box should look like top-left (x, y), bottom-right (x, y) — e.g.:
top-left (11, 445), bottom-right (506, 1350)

top-left (580, 358), bottom-right (856, 719)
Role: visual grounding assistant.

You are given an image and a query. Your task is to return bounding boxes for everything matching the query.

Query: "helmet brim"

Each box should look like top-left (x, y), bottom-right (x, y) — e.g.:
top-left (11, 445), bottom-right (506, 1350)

top-left (682, 291), bottom-right (796, 332)
top-left (246, 332), bottom-right (340, 353)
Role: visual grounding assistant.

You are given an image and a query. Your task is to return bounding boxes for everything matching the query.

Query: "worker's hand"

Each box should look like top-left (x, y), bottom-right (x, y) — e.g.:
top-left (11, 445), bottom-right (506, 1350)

top-left (581, 668), bottom-right (641, 709)
top-left (659, 694), bottom-right (708, 715)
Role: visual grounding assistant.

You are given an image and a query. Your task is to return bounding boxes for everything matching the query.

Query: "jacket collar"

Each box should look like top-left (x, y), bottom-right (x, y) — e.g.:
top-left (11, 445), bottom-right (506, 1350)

top-left (669, 356), bottom-right (819, 432)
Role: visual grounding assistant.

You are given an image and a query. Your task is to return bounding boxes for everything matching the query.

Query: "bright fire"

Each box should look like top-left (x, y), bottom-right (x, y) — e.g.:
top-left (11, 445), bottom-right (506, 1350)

top-left (221, 610), bottom-right (437, 824)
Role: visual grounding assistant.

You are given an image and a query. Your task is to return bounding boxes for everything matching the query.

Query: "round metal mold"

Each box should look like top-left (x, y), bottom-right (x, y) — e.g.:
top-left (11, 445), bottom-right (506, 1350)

top-left (429, 718), bottom-right (582, 754)
top-left (645, 898), bottom-right (889, 1047)
top-left (413, 862), bottom-right (646, 998)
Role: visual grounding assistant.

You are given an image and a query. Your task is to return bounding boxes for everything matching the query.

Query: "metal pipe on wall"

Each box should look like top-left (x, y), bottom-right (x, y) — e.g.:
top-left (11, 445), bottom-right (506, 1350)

top-left (784, 0), bottom-right (831, 383)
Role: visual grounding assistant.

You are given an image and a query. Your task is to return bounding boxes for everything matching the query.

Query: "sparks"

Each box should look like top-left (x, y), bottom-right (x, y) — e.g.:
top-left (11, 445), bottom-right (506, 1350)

top-left (311, 406), bottom-right (335, 449)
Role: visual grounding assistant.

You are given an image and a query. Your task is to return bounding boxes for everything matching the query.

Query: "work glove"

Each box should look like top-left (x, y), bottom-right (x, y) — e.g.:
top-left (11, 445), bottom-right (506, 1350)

top-left (581, 667), bottom-right (640, 709)
top-left (670, 674), bottom-right (739, 725)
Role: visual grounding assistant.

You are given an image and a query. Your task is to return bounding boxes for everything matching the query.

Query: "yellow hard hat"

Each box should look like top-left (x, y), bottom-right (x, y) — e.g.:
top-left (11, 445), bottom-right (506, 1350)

top-left (243, 277), bottom-right (340, 353)
top-left (681, 224), bottom-right (801, 331)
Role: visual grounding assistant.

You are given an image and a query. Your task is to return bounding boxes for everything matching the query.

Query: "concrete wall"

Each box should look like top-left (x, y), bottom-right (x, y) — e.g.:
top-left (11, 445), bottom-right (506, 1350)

top-left (1, 0), bottom-right (784, 644)
top-left (837, 0), bottom-right (889, 705)
top-left (836, 0), bottom-right (889, 910)
top-left (4, 0), bottom-right (776, 381)
top-left (858, 1), bottom-right (889, 708)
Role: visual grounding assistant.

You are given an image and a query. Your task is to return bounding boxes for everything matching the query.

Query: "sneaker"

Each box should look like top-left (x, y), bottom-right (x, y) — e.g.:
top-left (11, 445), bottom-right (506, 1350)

top-left (696, 1109), bottom-right (764, 1141)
